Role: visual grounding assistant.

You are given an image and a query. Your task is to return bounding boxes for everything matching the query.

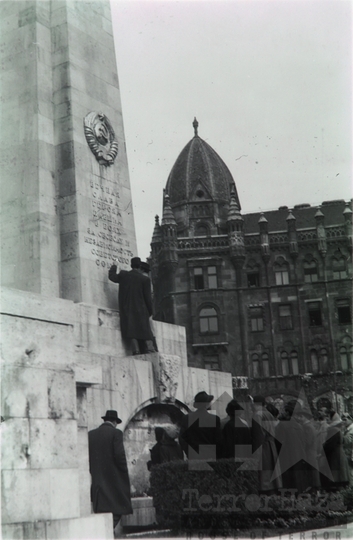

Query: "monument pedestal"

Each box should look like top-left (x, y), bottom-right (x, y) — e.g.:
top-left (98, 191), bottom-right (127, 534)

top-left (1, 286), bottom-right (233, 539)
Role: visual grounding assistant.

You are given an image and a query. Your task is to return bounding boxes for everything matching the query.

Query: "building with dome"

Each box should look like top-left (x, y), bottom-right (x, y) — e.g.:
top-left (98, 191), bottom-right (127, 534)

top-left (150, 119), bottom-right (353, 408)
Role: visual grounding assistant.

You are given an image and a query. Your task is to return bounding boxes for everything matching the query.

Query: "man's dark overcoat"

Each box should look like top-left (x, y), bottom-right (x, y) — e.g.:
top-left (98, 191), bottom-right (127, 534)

top-left (252, 408), bottom-right (282, 492)
top-left (222, 416), bottom-right (251, 458)
top-left (108, 265), bottom-right (153, 340)
top-left (275, 417), bottom-right (307, 493)
top-left (321, 424), bottom-right (349, 488)
top-left (88, 422), bottom-right (132, 516)
top-left (179, 409), bottom-right (223, 459)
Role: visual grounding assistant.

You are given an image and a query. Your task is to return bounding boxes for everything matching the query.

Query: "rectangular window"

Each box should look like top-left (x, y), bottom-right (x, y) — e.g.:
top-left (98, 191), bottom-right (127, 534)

top-left (248, 272), bottom-right (259, 287)
top-left (204, 356), bottom-right (220, 371)
top-left (199, 307), bottom-right (219, 334)
top-left (275, 270), bottom-right (289, 285)
top-left (207, 266), bottom-right (218, 289)
top-left (333, 259), bottom-right (347, 280)
top-left (337, 299), bottom-right (351, 324)
top-left (308, 302), bottom-right (322, 326)
top-left (333, 269), bottom-right (347, 280)
top-left (250, 307), bottom-right (264, 332)
top-left (304, 269), bottom-right (318, 283)
top-left (194, 267), bottom-right (204, 289)
top-left (279, 305), bottom-right (292, 330)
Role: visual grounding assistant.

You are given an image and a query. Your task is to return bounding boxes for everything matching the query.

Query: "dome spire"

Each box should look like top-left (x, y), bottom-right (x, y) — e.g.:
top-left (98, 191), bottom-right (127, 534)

top-left (151, 215), bottom-right (162, 245)
top-left (161, 194), bottom-right (177, 226)
top-left (193, 117), bottom-right (199, 137)
top-left (227, 186), bottom-right (243, 222)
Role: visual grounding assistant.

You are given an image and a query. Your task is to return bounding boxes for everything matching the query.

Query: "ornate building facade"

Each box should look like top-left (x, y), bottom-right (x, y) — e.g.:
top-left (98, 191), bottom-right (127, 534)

top-left (150, 119), bottom-right (353, 409)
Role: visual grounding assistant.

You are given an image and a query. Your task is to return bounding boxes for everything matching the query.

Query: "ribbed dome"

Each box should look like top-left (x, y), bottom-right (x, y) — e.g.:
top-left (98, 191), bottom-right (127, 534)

top-left (165, 131), bottom-right (240, 209)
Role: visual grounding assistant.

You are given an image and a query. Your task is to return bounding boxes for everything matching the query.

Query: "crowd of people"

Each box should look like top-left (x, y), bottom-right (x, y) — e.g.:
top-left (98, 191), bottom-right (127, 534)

top-left (148, 391), bottom-right (353, 495)
top-left (88, 394), bottom-right (353, 537)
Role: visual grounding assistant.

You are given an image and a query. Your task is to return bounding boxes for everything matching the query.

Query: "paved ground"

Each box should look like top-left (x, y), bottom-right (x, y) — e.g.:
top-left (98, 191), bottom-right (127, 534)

top-left (123, 521), bottom-right (353, 540)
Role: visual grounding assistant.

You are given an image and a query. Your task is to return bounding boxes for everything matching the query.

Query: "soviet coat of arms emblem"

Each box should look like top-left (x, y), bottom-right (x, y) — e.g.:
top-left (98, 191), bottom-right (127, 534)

top-left (83, 112), bottom-right (118, 166)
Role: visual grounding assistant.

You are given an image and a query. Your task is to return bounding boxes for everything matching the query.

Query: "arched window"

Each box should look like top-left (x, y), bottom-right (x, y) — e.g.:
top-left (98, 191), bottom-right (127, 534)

top-left (281, 351), bottom-right (289, 376)
top-left (290, 351), bottom-right (299, 375)
top-left (332, 258), bottom-right (347, 280)
top-left (195, 224), bottom-right (208, 237)
top-left (320, 348), bottom-right (329, 373)
top-left (304, 260), bottom-right (318, 283)
top-left (252, 353), bottom-right (260, 378)
top-left (339, 343), bottom-right (352, 371)
top-left (274, 257), bottom-right (289, 285)
top-left (340, 346), bottom-right (349, 371)
top-left (199, 307), bottom-right (219, 334)
top-left (262, 352), bottom-right (270, 377)
top-left (311, 349), bottom-right (319, 373)
top-left (246, 259), bottom-right (260, 288)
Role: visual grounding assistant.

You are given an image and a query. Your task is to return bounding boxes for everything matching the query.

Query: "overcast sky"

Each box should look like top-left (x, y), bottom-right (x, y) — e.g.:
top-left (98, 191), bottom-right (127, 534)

top-left (110, 0), bottom-right (352, 262)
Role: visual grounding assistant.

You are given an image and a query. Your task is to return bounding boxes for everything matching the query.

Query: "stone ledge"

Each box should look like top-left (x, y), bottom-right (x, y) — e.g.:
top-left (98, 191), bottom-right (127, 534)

top-left (2, 513), bottom-right (113, 540)
top-left (74, 361), bottom-right (102, 386)
top-left (122, 497), bottom-right (156, 527)
top-left (0, 286), bottom-right (76, 326)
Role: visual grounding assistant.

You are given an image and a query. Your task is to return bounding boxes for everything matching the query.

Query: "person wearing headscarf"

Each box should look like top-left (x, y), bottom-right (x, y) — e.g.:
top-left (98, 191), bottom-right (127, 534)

top-left (147, 425), bottom-right (184, 470)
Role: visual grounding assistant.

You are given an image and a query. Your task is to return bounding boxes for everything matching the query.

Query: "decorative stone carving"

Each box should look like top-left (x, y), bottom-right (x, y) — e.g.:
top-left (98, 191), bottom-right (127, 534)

top-left (152, 354), bottom-right (180, 403)
top-left (230, 231), bottom-right (245, 247)
top-left (84, 112), bottom-right (118, 166)
top-left (232, 376), bottom-right (248, 389)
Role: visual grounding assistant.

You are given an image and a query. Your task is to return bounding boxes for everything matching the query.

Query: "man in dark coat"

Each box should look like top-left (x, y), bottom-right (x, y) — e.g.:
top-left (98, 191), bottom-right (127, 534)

top-left (109, 257), bottom-right (155, 355)
top-left (179, 391), bottom-right (222, 461)
top-left (222, 399), bottom-right (251, 459)
top-left (147, 426), bottom-right (184, 470)
top-left (88, 410), bottom-right (132, 536)
top-left (275, 402), bottom-right (307, 493)
top-left (140, 261), bottom-right (158, 352)
top-left (252, 395), bottom-right (282, 494)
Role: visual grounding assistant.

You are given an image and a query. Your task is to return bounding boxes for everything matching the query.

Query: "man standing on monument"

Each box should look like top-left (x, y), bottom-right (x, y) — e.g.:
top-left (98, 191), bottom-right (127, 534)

top-left (88, 410), bottom-right (132, 538)
top-left (109, 257), bottom-right (155, 355)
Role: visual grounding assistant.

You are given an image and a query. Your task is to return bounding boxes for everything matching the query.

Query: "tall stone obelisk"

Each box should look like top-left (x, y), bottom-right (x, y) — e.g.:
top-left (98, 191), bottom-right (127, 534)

top-left (0, 0), bottom-right (137, 308)
top-left (0, 3), bottom-right (234, 538)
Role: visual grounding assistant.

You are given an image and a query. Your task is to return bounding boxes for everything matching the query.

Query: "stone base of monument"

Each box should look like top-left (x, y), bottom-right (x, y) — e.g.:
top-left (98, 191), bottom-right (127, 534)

top-left (122, 497), bottom-right (156, 528)
top-left (2, 513), bottom-right (113, 540)
top-left (1, 287), bottom-right (232, 539)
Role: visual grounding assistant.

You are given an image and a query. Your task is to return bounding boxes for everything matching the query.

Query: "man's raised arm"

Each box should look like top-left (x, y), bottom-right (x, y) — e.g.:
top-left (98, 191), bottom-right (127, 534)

top-left (108, 260), bottom-right (120, 283)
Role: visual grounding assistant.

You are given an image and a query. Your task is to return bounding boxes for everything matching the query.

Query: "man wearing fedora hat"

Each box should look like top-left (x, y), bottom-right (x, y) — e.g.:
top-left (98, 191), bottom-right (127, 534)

top-left (88, 410), bottom-right (132, 537)
top-left (109, 257), bottom-right (155, 355)
top-left (179, 391), bottom-right (222, 461)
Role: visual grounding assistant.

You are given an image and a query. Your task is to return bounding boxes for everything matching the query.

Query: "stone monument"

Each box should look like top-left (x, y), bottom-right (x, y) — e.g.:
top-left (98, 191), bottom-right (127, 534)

top-left (0, 0), bottom-right (136, 307)
top-left (0, 1), bottom-right (233, 538)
